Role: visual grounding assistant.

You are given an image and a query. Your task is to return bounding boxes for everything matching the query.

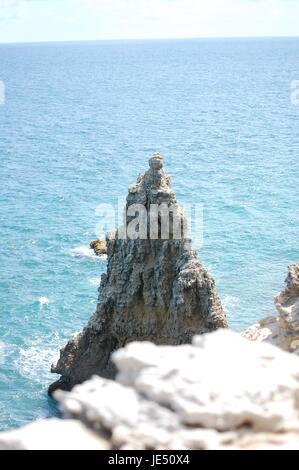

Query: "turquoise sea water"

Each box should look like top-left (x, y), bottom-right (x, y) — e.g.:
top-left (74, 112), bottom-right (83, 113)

top-left (0, 38), bottom-right (298, 431)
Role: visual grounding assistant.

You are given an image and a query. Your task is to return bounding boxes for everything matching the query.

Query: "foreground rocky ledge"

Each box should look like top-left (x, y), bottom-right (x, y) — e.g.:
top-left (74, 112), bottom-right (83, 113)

top-left (2, 329), bottom-right (299, 450)
top-left (49, 154), bottom-right (227, 393)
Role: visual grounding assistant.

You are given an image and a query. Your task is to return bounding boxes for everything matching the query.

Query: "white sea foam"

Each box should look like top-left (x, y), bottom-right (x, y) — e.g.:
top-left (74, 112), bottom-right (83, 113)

top-left (71, 331), bottom-right (81, 338)
top-left (14, 329), bottom-right (84, 383)
top-left (15, 337), bottom-right (61, 383)
top-left (89, 277), bottom-right (102, 287)
top-left (71, 245), bottom-right (96, 258)
top-left (222, 295), bottom-right (240, 315)
top-left (70, 245), bottom-right (107, 261)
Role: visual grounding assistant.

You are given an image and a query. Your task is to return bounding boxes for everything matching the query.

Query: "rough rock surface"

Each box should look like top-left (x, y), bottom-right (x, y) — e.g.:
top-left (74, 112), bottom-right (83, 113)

top-left (49, 154), bottom-right (227, 392)
top-left (90, 239), bottom-right (107, 255)
top-left (242, 264), bottom-right (299, 354)
top-left (54, 330), bottom-right (299, 450)
top-left (3, 330), bottom-right (299, 450)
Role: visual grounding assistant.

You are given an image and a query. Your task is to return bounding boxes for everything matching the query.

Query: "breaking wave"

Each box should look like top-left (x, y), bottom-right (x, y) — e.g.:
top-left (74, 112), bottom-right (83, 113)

top-left (70, 245), bottom-right (107, 261)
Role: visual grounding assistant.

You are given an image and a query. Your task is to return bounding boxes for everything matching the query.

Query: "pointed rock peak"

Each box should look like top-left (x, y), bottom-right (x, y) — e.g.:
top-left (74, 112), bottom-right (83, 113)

top-left (146, 153), bottom-right (169, 190)
top-left (149, 153), bottom-right (164, 171)
top-left (128, 153), bottom-right (172, 204)
top-left (285, 264), bottom-right (299, 293)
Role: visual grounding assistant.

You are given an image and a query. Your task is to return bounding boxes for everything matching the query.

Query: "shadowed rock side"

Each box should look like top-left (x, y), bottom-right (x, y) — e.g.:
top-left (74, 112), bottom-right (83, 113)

top-left (49, 154), bottom-right (227, 393)
top-left (242, 264), bottom-right (299, 354)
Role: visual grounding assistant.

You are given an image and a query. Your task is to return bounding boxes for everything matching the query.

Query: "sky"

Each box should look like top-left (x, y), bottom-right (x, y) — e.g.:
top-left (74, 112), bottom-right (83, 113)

top-left (0, 0), bottom-right (298, 44)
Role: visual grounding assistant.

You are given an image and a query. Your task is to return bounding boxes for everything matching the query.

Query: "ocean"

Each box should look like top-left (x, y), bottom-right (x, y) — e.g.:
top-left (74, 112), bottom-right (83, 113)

top-left (0, 38), bottom-right (298, 431)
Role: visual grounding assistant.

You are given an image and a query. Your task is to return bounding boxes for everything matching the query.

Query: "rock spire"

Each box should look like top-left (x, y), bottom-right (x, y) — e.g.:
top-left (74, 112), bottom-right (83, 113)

top-left (49, 154), bottom-right (227, 393)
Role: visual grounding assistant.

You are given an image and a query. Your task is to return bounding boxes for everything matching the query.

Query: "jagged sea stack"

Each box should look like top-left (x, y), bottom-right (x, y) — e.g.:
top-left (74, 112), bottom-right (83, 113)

top-left (49, 154), bottom-right (227, 393)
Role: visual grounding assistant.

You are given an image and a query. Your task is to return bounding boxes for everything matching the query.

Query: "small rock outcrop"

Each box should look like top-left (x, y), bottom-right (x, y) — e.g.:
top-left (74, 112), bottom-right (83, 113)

top-left (90, 239), bottom-right (107, 255)
top-left (4, 330), bottom-right (299, 450)
top-left (242, 264), bottom-right (299, 354)
top-left (49, 154), bottom-right (227, 392)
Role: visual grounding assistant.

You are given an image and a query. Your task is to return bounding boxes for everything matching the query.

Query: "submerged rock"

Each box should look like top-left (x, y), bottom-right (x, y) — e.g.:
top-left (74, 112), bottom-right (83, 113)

top-left (242, 264), bottom-right (299, 354)
top-left (90, 239), bottom-right (107, 255)
top-left (49, 154), bottom-right (227, 392)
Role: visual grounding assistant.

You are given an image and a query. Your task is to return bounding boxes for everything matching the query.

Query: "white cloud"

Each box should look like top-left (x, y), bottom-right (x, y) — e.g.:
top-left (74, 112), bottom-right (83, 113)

top-left (79, 0), bottom-right (298, 39)
top-left (0, 0), bottom-right (20, 11)
top-left (0, 0), bottom-right (27, 20)
top-left (0, 0), bottom-right (298, 42)
top-left (0, 0), bottom-right (45, 18)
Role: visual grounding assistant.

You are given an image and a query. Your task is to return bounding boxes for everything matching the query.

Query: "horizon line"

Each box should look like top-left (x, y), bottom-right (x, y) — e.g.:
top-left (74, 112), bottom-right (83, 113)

top-left (0, 34), bottom-right (298, 46)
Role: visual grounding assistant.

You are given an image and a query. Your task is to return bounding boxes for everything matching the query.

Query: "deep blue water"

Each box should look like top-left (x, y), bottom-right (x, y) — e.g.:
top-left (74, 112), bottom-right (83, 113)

top-left (0, 38), bottom-right (298, 431)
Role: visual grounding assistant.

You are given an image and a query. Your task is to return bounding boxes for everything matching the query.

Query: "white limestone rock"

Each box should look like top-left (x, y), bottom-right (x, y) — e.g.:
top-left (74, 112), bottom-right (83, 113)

top-left (54, 329), bottom-right (299, 450)
top-left (0, 419), bottom-right (110, 450)
top-left (55, 375), bottom-right (181, 450)
top-left (3, 329), bottom-right (299, 450)
top-left (113, 330), bottom-right (299, 432)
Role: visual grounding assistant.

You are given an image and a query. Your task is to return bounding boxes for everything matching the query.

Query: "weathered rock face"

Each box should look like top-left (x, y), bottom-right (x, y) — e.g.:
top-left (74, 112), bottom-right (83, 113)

top-left (49, 154), bottom-right (227, 392)
top-left (4, 330), bottom-right (299, 450)
top-left (242, 264), bottom-right (299, 354)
